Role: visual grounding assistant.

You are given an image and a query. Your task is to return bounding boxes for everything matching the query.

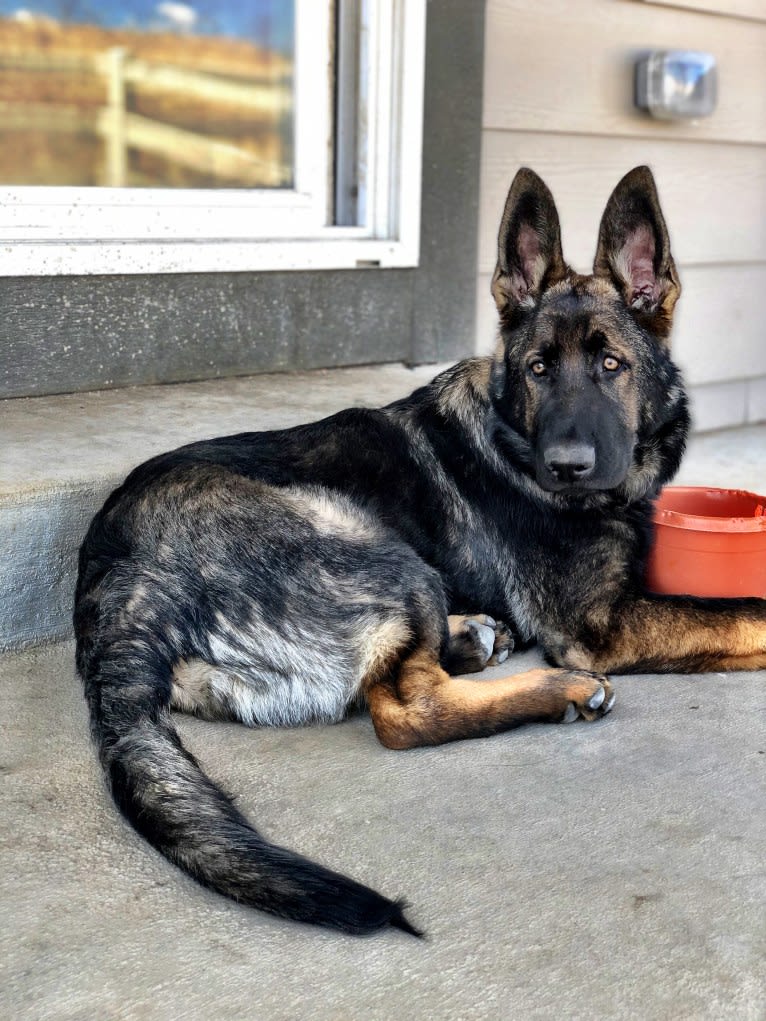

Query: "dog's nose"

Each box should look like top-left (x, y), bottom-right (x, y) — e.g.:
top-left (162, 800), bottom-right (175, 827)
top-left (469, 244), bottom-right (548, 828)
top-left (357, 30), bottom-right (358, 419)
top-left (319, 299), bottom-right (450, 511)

top-left (544, 443), bottom-right (596, 483)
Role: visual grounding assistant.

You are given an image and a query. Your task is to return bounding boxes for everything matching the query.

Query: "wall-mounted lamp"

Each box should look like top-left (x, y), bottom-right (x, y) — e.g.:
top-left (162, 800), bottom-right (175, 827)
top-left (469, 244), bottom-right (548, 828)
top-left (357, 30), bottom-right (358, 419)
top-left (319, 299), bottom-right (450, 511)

top-left (635, 50), bottom-right (717, 120)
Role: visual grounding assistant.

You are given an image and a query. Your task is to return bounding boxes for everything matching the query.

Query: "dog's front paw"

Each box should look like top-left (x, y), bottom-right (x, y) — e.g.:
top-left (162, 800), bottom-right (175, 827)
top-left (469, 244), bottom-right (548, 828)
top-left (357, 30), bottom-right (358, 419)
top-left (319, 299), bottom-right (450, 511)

top-left (446, 614), bottom-right (515, 674)
top-left (559, 673), bottom-right (615, 723)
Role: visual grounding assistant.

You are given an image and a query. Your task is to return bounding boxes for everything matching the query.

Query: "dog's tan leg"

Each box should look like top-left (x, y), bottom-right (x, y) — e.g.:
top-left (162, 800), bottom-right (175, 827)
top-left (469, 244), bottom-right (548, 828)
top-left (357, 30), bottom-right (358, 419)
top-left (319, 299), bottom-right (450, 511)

top-left (366, 646), bottom-right (614, 750)
top-left (710, 653), bottom-right (766, 671)
top-left (557, 596), bottom-right (766, 674)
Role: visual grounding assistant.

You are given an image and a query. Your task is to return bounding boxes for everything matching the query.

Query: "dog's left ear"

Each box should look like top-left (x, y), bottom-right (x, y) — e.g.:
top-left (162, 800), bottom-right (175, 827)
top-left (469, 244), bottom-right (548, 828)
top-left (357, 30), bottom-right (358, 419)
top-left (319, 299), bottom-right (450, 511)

top-left (492, 167), bottom-right (569, 317)
top-left (593, 166), bottom-right (680, 341)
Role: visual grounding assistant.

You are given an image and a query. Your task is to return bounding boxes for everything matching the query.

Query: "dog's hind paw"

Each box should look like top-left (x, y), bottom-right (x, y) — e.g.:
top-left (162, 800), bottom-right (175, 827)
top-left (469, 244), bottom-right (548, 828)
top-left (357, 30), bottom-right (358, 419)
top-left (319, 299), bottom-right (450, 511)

top-left (446, 614), bottom-right (515, 674)
top-left (559, 674), bottom-right (615, 723)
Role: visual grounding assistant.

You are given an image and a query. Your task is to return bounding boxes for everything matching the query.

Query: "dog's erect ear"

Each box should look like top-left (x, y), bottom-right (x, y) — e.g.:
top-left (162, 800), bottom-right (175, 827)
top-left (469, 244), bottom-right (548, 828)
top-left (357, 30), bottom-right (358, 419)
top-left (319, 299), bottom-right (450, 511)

top-left (491, 168), bottom-right (568, 316)
top-left (593, 166), bottom-right (680, 341)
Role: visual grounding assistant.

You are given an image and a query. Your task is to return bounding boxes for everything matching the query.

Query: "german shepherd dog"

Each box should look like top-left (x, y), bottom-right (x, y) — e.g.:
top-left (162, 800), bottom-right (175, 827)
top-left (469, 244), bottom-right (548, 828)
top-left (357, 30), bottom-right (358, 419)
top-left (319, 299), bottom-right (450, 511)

top-left (75, 167), bottom-right (766, 937)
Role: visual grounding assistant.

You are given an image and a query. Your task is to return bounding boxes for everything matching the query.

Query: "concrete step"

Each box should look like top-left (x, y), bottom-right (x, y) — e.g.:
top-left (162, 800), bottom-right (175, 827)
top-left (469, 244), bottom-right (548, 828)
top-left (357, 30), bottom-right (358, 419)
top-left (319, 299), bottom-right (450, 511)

top-left (2, 363), bottom-right (765, 651)
top-left (0, 363), bottom-right (439, 650)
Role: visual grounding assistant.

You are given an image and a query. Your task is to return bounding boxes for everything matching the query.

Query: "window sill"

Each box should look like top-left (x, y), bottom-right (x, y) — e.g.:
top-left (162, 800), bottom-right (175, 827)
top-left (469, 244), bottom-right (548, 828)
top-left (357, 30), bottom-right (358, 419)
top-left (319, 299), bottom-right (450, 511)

top-left (0, 235), bottom-right (421, 276)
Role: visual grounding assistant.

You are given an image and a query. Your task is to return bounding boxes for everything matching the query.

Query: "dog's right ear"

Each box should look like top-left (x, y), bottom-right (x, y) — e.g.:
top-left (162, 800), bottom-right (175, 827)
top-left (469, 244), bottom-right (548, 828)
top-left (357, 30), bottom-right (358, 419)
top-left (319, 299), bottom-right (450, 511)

top-left (491, 168), bottom-right (568, 316)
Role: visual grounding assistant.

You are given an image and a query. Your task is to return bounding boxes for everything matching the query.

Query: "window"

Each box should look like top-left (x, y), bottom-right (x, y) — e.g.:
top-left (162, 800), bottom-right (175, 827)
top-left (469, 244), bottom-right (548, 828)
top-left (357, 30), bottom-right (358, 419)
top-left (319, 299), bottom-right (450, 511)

top-left (0, 0), bottom-right (426, 275)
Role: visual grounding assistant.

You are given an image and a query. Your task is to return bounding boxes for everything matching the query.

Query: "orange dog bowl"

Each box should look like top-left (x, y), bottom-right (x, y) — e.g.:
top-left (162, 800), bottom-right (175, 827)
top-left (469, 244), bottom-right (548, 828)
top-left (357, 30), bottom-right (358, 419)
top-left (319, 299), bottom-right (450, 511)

top-left (645, 486), bottom-right (766, 597)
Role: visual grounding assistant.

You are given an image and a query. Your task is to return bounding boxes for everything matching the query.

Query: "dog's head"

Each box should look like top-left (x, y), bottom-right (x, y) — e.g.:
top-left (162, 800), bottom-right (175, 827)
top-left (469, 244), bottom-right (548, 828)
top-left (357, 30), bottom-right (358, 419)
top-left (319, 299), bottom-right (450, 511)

top-left (490, 166), bottom-right (689, 501)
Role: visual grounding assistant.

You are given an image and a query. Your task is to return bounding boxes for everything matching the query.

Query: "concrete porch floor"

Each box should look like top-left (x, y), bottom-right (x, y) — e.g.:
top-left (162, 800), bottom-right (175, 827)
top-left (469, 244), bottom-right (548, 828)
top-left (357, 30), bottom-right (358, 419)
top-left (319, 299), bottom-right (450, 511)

top-left (1, 368), bottom-right (764, 1020)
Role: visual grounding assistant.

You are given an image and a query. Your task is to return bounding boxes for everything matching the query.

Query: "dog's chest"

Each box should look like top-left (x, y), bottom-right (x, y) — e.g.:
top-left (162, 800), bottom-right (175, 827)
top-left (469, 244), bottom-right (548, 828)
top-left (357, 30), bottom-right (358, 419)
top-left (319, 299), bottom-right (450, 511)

top-left (441, 499), bottom-right (637, 643)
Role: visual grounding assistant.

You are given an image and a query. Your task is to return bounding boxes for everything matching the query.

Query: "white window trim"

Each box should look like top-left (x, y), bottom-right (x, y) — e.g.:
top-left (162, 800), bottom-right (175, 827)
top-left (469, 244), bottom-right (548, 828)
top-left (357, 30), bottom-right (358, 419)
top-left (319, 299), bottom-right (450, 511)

top-left (0, 0), bottom-right (426, 276)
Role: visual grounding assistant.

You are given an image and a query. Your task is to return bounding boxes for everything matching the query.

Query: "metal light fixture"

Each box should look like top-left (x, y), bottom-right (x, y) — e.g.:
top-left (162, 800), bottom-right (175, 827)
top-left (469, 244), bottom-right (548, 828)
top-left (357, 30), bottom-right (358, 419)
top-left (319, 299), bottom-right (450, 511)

top-left (635, 50), bottom-right (718, 120)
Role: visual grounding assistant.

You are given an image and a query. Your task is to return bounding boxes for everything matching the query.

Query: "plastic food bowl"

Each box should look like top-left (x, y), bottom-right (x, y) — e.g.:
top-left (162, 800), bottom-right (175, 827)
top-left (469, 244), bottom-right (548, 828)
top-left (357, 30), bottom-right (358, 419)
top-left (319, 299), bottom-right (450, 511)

top-left (645, 486), bottom-right (766, 598)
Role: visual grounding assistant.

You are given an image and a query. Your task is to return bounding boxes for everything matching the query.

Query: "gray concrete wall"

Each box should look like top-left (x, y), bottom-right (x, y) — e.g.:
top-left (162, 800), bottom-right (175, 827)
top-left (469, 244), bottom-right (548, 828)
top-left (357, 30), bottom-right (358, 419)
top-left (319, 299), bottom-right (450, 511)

top-left (0, 1), bottom-right (486, 399)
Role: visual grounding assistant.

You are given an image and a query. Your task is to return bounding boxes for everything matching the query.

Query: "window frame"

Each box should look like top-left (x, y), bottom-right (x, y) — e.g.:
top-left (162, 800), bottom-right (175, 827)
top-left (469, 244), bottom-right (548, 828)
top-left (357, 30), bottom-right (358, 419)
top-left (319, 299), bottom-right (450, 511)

top-left (0, 0), bottom-right (426, 276)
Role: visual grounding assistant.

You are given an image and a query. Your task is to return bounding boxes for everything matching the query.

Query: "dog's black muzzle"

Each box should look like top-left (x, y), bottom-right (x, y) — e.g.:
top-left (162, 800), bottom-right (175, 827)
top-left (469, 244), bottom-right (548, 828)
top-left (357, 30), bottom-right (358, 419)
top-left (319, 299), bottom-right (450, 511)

top-left (534, 395), bottom-right (634, 495)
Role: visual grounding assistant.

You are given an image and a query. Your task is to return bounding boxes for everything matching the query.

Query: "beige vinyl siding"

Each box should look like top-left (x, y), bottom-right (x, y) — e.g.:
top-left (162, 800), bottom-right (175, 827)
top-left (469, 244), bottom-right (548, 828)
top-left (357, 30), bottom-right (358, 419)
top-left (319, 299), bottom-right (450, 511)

top-left (477, 0), bottom-right (766, 430)
top-left (483, 0), bottom-right (766, 144)
top-left (638, 0), bottom-right (766, 24)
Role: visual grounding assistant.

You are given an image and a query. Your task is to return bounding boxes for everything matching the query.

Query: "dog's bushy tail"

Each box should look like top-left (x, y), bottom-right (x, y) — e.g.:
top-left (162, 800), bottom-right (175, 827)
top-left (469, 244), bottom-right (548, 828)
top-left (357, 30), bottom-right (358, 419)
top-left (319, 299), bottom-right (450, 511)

top-left (77, 639), bottom-right (420, 937)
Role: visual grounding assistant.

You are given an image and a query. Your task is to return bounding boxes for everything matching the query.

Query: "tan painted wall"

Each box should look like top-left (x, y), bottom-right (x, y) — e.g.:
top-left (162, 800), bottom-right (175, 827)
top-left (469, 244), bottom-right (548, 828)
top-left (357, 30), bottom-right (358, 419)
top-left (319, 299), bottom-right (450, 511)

top-left (477, 0), bottom-right (766, 431)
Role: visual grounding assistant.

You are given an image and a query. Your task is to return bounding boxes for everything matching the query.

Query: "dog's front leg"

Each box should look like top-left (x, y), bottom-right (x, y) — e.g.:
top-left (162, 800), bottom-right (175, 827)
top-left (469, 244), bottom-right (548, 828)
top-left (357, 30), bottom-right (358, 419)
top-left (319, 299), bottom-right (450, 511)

top-left (365, 647), bottom-right (614, 750)
top-left (553, 594), bottom-right (766, 675)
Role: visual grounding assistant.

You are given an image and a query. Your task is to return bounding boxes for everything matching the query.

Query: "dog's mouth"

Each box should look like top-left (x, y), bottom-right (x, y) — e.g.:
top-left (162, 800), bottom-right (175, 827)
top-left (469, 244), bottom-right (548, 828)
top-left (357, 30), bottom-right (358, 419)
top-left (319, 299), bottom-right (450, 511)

top-left (536, 474), bottom-right (609, 496)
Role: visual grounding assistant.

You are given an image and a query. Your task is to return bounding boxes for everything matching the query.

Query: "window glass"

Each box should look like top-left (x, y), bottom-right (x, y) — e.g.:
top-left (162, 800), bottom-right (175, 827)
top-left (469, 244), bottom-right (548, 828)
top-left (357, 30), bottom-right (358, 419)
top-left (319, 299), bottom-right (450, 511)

top-left (0, 0), bottom-right (294, 188)
top-left (0, 0), bottom-right (426, 275)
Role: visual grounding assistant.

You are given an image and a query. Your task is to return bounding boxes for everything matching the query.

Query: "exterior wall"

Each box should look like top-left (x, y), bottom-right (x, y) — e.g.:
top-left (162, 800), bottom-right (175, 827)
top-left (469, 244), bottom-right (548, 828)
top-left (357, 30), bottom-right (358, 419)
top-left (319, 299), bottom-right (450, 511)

top-left (477, 0), bottom-right (766, 431)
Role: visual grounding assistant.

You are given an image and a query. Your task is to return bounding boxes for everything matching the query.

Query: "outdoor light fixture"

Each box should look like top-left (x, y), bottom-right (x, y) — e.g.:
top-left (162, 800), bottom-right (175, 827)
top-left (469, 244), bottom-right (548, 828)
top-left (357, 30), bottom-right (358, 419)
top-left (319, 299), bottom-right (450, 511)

top-left (635, 50), bottom-right (718, 120)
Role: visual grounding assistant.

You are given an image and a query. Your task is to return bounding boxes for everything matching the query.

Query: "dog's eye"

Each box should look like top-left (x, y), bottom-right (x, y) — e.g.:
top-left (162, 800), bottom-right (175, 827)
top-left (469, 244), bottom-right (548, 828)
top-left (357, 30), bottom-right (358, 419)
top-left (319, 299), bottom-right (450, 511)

top-left (529, 360), bottom-right (547, 377)
top-left (602, 355), bottom-right (621, 372)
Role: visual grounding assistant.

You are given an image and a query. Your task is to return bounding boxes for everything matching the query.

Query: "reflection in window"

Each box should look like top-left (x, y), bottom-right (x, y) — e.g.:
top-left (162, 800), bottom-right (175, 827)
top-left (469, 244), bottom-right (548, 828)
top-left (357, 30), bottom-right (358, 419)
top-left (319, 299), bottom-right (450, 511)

top-left (0, 0), bottom-right (294, 188)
